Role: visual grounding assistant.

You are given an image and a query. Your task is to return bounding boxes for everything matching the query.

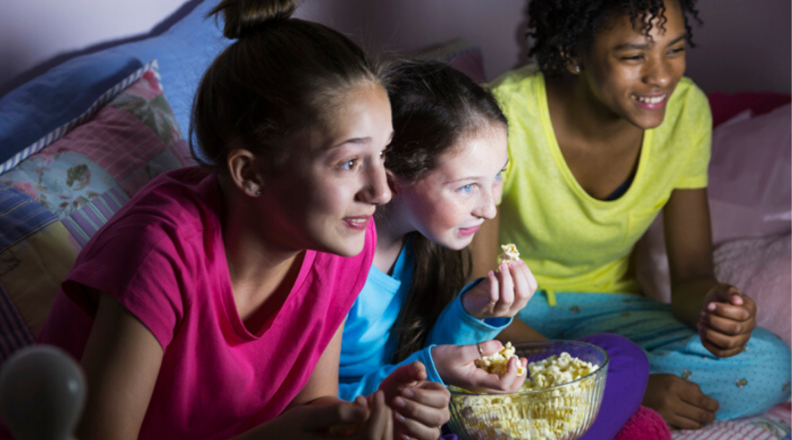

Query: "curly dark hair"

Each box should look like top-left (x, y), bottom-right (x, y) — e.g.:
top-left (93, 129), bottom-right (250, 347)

top-left (526, 0), bottom-right (703, 76)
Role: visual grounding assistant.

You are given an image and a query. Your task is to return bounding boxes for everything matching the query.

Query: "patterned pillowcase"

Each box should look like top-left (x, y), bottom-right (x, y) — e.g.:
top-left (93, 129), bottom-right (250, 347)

top-left (0, 61), bottom-right (193, 362)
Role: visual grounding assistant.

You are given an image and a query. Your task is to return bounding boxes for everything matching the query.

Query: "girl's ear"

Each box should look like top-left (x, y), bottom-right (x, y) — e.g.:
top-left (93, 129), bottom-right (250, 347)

top-left (386, 170), bottom-right (401, 196)
top-left (387, 170), bottom-right (414, 197)
top-left (227, 149), bottom-right (264, 197)
top-left (566, 59), bottom-right (583, 75)
top-left (561, 50), bottom-right (583, 75)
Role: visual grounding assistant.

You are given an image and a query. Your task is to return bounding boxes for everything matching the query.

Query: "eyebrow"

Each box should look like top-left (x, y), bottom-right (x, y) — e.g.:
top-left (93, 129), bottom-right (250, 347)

top-left (446, 158), bottom-right (510, 184)
top-left (613, 33), bottom-right (686, 51)
top-left (325, 131), bottom-right (395, 151)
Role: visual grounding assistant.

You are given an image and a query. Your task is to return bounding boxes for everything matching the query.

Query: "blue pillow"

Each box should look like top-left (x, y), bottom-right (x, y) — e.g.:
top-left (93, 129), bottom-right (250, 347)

top-left (0, 0), bottom-right (229, 172)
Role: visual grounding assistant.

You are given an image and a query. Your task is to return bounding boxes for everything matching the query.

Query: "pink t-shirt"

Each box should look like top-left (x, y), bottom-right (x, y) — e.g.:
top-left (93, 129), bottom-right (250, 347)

top-left (38, 167), bottom-right (375, 440)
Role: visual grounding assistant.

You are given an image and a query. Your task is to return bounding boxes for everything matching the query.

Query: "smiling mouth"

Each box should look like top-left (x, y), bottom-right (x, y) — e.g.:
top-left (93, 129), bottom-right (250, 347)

top-left (458, 225), bottom-right (481, 236)
top-left (343, 216), bottom-right (371, 231)
top-left (631, 93), bottom-right (667, 104)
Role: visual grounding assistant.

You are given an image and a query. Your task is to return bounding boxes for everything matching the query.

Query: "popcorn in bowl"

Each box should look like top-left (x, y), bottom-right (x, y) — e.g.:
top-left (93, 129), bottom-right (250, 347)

top-left (449, 341), bottom-right (608, 440)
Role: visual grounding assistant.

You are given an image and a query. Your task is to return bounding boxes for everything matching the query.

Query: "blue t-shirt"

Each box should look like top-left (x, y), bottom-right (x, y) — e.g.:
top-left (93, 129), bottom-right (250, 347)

top-left (338, 236), bottom-right (512, 400)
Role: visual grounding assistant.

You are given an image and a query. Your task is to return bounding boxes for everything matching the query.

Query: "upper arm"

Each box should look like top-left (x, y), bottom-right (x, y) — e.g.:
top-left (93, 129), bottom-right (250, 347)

top-left (289, 319), bottom-right (345, 407)
top-left (662, 187), bottom-right (714, 286)
top-left (77, 291), bottom-right (164, 440)
top-left (469, 210), bottom-right (500, 281)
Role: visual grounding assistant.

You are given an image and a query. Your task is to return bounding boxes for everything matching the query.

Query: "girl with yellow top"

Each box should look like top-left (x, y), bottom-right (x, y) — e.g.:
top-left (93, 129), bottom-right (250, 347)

top-left (475, 0), bottom-right (791, 430)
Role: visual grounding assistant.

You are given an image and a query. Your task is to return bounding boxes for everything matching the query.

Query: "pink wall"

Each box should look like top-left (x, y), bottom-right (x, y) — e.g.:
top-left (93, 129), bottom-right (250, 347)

top-left (1, 0), bottom-right (790, 96)
top-left (298, 0), bottom-right (792, 94)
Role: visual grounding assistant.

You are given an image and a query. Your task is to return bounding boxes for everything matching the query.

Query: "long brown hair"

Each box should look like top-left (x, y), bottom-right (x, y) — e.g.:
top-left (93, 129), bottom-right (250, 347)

top-left (384, 61), bottom-right (508, 363)
top-left (190, 0), bottom-right (385, 176)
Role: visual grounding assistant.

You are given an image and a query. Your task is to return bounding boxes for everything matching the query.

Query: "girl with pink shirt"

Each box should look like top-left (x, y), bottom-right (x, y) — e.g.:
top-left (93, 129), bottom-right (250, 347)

top-left (36, 0), bottom-right (451, 439)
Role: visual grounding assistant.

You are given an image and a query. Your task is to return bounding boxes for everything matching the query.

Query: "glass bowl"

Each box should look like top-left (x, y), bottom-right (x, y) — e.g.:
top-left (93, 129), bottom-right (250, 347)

top-left (447, 340), bottom-right (608, 440)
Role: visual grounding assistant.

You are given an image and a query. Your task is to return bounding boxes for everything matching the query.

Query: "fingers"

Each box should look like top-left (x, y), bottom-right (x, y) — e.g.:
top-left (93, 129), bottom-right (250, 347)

top-left (506, 358), bottom-right (529, 392)
top-left (508, 261), bottom-right (532, 311)
top-left (399, 382), bottom-right (450, 409)
top-left (699, 323), bottom-right (751, 355)
top-left (476, 340), bottom-right (504, 359)
top-left (702, 311), bottom-right (756, 336)
top-left (679, 384), bottom-right (720, 413)
top-left (670, 382), bottom-right (718, 430)
top-left (388, 361), bottom-right (428, 386)
top-left (364, 391), bottom-right (393, 440)
top-left (666, 405), bottom-right (716, 430)
top-left (701, 339), bottom-right (744, 358)
top-left (486, 269), bottom-right (500, 306)
top-left (393, 383), bottom-right (449, 440)
top-left (704, 301), bottom-right (753, 322)
top-left (393, 398), bottom-right (446, 440)
top-left (466, 360), bottom-right (525, 393)
top-left (393, 394), bottom-right (449, 429)
top-left (493, 263), bottom-right (515, 315)
top-left (642, 374), bottom-right (718, 431)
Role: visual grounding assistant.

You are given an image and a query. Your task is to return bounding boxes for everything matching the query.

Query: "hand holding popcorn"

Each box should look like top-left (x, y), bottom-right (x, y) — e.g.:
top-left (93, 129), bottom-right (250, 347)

top-left (432, 341), bottom-right (528, 394)
top-left (462, 250), bottom-right (537, 319)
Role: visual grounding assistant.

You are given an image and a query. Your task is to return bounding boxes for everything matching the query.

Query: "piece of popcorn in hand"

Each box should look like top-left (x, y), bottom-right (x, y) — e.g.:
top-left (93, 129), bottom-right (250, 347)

top-left (499, 243), bottom-right (520, 262)
top-left (474, 342), bottom-right (526, 376)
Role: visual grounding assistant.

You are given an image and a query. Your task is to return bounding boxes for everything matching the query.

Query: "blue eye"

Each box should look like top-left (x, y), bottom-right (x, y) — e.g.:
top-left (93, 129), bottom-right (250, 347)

top-left (458, 184), bottom-right (474, 193)
top-left (495, 171), bottom-right (502, 181)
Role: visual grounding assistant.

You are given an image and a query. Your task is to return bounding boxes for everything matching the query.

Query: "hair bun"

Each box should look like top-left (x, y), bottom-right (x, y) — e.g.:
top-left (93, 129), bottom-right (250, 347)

top-left (210, 0), bottom-right (298, 40)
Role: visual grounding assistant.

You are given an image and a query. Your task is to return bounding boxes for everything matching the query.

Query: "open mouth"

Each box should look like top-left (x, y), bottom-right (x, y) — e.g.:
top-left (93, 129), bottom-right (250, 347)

top-left (343, 216), bottom-right (371, 231)
top-left (631, 93), bottom-right (667, 108)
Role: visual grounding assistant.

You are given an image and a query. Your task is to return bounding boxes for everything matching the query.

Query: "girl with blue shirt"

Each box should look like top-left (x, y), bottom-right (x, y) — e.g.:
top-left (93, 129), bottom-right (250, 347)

top-left (339, 61), bottom-right (651, 440)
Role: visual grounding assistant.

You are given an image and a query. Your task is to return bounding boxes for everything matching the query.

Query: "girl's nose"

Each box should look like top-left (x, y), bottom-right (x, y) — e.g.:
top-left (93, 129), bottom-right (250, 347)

top-left (644, 57), bottom-right (672, 88)
top-left (359, 162), bottom-right (392, 205)
top-left (473, 189), bottom-right (497, 220)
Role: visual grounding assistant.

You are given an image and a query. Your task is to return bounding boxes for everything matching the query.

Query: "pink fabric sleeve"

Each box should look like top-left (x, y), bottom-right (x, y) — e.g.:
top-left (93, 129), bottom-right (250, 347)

top-left (62, 218), bottom-right (192, 350)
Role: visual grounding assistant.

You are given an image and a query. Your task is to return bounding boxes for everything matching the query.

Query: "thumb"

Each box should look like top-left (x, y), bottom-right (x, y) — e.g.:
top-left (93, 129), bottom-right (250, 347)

top-left (302, 400), bottom-right (368, 431)
top-left (727, 286), bottom-right (745, 306)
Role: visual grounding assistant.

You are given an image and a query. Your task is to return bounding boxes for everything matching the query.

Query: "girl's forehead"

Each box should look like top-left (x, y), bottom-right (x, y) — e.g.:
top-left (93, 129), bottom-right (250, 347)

top-left (431, 126), bottom-right (508, 177)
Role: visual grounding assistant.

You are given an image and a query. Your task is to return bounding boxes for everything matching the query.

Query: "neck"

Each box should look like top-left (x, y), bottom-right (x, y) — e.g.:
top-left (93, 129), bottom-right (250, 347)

top-left (373, 202), bottom-right (411, 274)
top-left (218, 180), bottom-right (301, 303)
top-left (547, 74), bottom-right (640, 143)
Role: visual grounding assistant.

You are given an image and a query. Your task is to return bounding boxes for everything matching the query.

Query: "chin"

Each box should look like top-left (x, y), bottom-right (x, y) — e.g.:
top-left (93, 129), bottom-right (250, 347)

top-left (442, 236), bottom-right (474, 251)
top-left (630, 113), bottom-right (667, 130)
top-left (329, 238), bottom-right (366, 258)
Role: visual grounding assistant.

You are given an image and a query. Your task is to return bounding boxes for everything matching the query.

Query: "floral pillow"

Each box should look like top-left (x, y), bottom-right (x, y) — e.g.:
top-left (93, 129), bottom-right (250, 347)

top-left (0, 61), bottom-right (193, 362)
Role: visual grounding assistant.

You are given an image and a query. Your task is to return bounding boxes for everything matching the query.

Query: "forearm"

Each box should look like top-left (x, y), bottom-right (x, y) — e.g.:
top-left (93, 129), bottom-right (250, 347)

top-left (497, 319), bottom-right (547, 343)
top-left (670, 275), bottom-right (719, 328)
top-left (426, 286), bottom-right (511, 347)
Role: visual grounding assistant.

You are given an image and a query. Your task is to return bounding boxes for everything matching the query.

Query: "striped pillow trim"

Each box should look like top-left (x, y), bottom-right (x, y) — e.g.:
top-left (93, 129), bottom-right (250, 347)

top-left (62, 186), bottom-right (129, 247)
top-left (0, 60), bottom-right (162, 176)
top-left (0, 283), bottom-right (35, 363)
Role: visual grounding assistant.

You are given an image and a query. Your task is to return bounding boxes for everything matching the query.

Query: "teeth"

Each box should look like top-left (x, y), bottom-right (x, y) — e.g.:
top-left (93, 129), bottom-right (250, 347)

top-left (348, 219), bottom-right (365, 224)
top-left (632, 94), bottom-right (666, 104)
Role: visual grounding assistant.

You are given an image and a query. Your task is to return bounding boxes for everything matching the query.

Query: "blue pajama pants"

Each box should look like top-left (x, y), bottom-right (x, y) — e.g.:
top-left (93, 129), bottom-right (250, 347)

top-left (517, 291), bottom-right (792, 420)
